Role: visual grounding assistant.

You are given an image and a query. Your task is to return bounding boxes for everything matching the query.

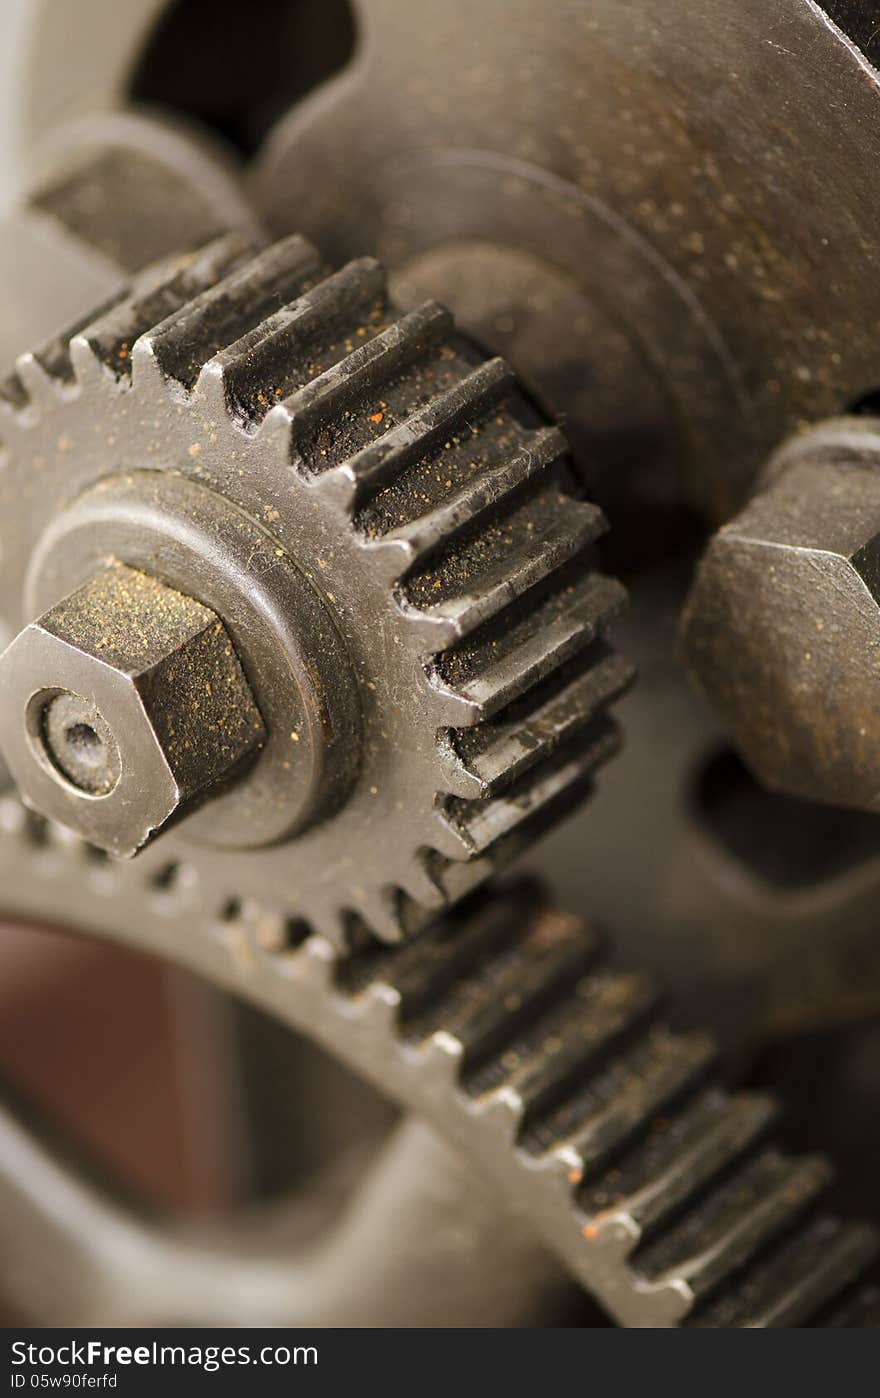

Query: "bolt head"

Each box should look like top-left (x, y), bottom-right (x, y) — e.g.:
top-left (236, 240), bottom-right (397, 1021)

top-left (0, 564), bottom-right (265, 855)
top-left (682, 450), bottom-right (880, 810)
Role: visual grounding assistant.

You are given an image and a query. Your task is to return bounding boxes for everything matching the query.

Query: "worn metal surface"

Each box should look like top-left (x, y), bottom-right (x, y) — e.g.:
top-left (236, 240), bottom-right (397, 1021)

top-left (0, 234), bottom-right (630, 943)
top-left (250, 0), bottom-right (880, 525)
top-left (0, 816), bottom-right (876, 1326)
top-left (0, 563), bottom-right (264, 854)
top-left (682, 418), bottom-right (880, 811)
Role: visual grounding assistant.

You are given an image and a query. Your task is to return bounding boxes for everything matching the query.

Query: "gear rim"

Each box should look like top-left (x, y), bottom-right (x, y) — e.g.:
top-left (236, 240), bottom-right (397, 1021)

top-left (0, 793), bottom-right (875, 1328)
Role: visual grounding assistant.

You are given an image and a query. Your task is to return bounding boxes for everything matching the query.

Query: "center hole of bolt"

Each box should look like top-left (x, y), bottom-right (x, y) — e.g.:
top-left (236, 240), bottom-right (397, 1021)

top-left (34, 691), bottom-right (122, 797)
top-left (64, 722), bottom-right (103, 762)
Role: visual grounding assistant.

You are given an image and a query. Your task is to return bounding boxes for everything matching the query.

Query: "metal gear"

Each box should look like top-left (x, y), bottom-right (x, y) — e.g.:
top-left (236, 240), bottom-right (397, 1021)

top-left (0, 0), bottom-right (876, 1338)
top-left (0, 233), bottom-right (631, 944)
top-left (0, 797), bottom-right (876, 1327)
top-left (247, 0), bottom-right (880, 529)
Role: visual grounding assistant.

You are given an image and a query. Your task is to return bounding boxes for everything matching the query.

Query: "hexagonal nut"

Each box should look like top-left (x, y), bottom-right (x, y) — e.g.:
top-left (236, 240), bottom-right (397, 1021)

top-left (681, 446), bottom-right (880, 810)
top-left (0, 563), bottom-right (265, 854)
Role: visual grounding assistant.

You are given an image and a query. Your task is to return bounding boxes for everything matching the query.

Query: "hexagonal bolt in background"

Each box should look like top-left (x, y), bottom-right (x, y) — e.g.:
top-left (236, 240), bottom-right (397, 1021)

top-left (681, 420), bottom-right (880, 811)
top-left (0, 563), bottom-right (265, 855)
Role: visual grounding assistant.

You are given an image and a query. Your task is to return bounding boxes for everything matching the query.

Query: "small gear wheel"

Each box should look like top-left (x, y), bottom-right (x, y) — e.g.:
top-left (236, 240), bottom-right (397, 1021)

top-left (0, 234), bottom-right (631, 943)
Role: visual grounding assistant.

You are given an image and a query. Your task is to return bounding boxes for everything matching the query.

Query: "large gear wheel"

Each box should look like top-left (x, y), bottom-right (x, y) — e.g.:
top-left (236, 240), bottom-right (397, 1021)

top-left (0, 222), bottom-right (875, 1333)
top-left (0, 803), bottom-right (876, 1327)
top-left (0, 234), bottom-right (630, 944)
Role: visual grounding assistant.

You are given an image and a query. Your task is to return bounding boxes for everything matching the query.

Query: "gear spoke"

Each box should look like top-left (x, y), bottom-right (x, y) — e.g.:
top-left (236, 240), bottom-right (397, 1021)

top-left (0, 1094), bottom-right (568, 1327)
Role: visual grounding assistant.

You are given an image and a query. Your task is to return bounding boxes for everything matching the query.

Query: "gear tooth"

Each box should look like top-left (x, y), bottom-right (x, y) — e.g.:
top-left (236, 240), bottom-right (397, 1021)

top-left (633, 1151), bottom-right (832, 1311)
top-left (337, 880), bottom-right (542, 1019)
top-left (361, 425), bottom-right (568, 583)
top-left (212, 894), bottom-right (313, 959)
top-left (357, 978), bottom-right (404, 1032)
top-left (399, 491), bottom-right (607, 650)
top-left (406, 906), bottom-right (601, 1067)
top-left (443, 727), bottom-right (619, 860)
top-left (688, 1217), bottom-right (879, 1328)
top-left (139, 234), bottom-right (320, 390)
top-left (303, 456), bottom-right (361, 517)
top-left (0, 367), bottom-right (32, 417)
top-left (253, 398), bottom-right (297, 459)
top-left (66, 335), bottom-right (111, 392)
top-left (8, 352), bottom-right (64, 411)
top-left (579, 1090), bottom-right (777, 1297)
top-left (417, 1029), bottom-right (467, 1089)
top-left (72, 238), bottom-right (251, 385)
top-left (195, 257), bottom-right (388, 427)
top-left (421, 845), bottom-right (502, 907)
top-left (476, 1083), bottom-right (528, 1141)
top-left (280, 300), bottom-right (454, 452)
top-left (569, 1059), bottom-right (866, 1325)
top-left (467, 974), bottom-right (659, 1135)
top-left (299, 932), bottom-right (340, 991)
top-left (433, 731), bottom-right (487, 798)
top-left (0, 284), bottom-right (133, 414)
top-left (397, 852), bottom-right (449, 911)
top-left (323, 357), bottom-right (515, 508)
top-left (143, 856), bottom-right (188, 901)
top-left (431, 572), bottom-right (628, 724)
top-left (604, 1090), bottom-right (783, 1247)
top-left (394, 887), bottom-right (444, 942)
top-left (536, 1030), bottom-right (717, 1170)
top-left (350, 885), bottom-right (410, 945)
top-left (427, 565), bottom-right (630, 871)
top-left (191, 354), bottom-right (234, 420)
top-left (424, 812), bottom-right (477, 863)
top-left (302, 898), bottom-right (358, 953)
top-left (244, 906), bottom-right (306, 956)
top-left (447, 649), bottom-right (634, 797)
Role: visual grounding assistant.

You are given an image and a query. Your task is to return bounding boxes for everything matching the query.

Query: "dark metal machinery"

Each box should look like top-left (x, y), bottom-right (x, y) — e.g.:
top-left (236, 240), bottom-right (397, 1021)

top-left (0, 0), bottom-right (879, 1327)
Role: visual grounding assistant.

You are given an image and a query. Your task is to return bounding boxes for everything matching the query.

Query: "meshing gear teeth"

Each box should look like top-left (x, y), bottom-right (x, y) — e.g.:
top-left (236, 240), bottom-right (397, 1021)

top-left (0, 801), bottom-right (874, 1328)
top-left (0, 234), bottom-right (631, 946)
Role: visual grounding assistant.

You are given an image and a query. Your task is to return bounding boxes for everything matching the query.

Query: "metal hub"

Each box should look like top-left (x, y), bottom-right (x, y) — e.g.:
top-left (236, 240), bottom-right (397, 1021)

top-left (1, 561), bottom-right (265, 854)
top-left (19, 471), bottom-right (362, 851)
